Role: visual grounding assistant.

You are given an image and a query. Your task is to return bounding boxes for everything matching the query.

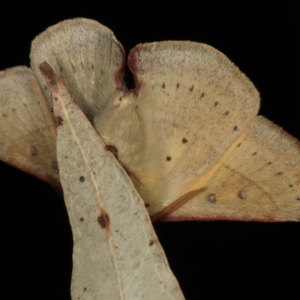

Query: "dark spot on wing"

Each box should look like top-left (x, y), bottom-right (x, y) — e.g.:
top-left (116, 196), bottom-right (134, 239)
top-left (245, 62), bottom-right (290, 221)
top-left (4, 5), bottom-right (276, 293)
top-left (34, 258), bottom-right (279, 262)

top-left (233, 126), bottom-right (238, 131)
top-left (162, 83), bottom-right (165, 89)
top-left (149, 240), bottom-right (154, 246)
top-left (176, 83), bottom-right (180, 89)
top-left (80, 217), bottom-right (84, 222)
top-left (56, 116), bottom-right (64, 126)
top-left (223, 111), bottom-right (229, 116)
top-left (238, 190), bottom-right (247, 199)
top-left (189, 85), bottom-right (194, 92)
top-left (182, 137), bottom-right (188, 143)
top-left (214, 101), bottom-right (218, 107)
top-left (207, 194), bottom-right (217, 203)
top-left (166, 156), bottom-right (172, 161)
top-left (252, 152), bottom-right (257, 156)
top-left (276, 172), bottom-right (283, 175)
top-left (200, 92), bottom-right (205, 98)
top-left (79, 176), bottom-right (85, 183)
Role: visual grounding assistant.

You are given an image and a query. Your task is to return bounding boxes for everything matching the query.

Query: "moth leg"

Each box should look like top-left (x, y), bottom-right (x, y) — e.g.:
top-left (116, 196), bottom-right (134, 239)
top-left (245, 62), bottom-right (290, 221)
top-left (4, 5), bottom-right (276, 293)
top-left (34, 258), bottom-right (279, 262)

top-left (151, 187), bottom-right (207, 222)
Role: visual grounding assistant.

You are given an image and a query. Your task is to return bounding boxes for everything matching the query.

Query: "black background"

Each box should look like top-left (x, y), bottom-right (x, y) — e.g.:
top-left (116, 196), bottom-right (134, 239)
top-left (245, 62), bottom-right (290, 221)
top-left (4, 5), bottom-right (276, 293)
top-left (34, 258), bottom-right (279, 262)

top-left (1, 4), bottom-right (299, 300)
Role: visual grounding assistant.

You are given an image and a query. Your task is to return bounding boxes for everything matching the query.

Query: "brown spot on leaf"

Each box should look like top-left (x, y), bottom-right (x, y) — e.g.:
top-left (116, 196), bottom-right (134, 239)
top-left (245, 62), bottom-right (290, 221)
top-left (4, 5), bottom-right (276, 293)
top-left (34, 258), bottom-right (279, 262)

top-left (233, 126), bottom-right (238, 131)
top-left (237, 143), bottom-right (242, 147)
top-left (238, 190), bottom-right (247, 199)
top-left (207, 194), bottom-right (217, 203)
top-left (79, 176), bottom-right (85, 183)
top-left (223, 111), bottom-right (229, 116)
top-left (145, 203), bottom-right (150, 207)
top-left (166, 156), bottom-right (172, 161)
top-left (39, 62), bottom-right (57, 88)
top-left (189, 85), bottom-right (194, 92)
top-left (105, 145), bottom-right (118, 159)
top-left (84, 287), bottom-right (87, 292)
top-left (149, 240), bottom-right (154, 246)
top-left (214, 101), bottom-right (218, 107)
top-left (296, 197), bottom-right (300, 201)
top-left (289, 184), bottom-right (293, 188)
top-left (176, 83), bottom-right (180, 89)
top-left (267, 161), bottom-right (272, 165)
top-left (162, 83), bottom-right (165, 89)
top-left (49, 108), bottom-right (53, 112)
top-left (182, 137), bottom-right (188, 143)
top-left (98, 211), bottom-right (110, 229)
top-left (276, 172), bottom-right (283, 176)
top-left (56, 116), bottom-right (64, 126)
top-left (200, 92), bottom-right (205, 98)
top-left (252, 152), bottom-right (257, 156)
top-left (80, 217), bottom-right (84, 222)
top-left (30, 145), bottom-right (38, 156)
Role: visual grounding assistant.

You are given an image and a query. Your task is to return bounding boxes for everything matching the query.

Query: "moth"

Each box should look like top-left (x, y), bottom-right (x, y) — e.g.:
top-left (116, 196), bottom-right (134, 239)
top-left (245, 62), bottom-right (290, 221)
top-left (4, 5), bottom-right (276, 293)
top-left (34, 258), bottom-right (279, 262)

top-left (0, 18), bottom-right (299, 222)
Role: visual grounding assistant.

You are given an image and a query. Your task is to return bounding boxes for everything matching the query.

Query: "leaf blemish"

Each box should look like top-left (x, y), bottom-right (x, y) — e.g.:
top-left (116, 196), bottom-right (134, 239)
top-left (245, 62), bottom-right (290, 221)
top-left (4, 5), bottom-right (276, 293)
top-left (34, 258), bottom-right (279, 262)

top-left (166, 156), bottom-right (172, 161)
top-left (105, 144), bottom-right (118, 159)
top-left (98, 211), bottom-right (110, 229)
top-left (80, 217), bottom-right (84, 222)
top-left (149, 240), bottom-right (154, 246)
top-left (79, 176), bottom-right (85, 182)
